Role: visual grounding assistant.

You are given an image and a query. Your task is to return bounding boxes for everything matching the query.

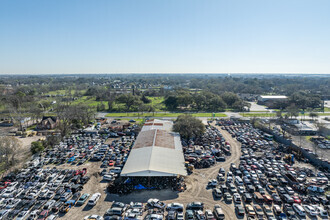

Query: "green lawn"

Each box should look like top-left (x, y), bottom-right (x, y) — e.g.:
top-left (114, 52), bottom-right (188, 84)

top-left (240, 113), bottom-right (277, 117)
top-left (72, 96), bottom-right (105, 107)
top-left (147, 96), bottom-right (165, 111)
top-left (106, 112), bottom-right (227, 117)
top-left (45, 89), bottom-right (67, 95)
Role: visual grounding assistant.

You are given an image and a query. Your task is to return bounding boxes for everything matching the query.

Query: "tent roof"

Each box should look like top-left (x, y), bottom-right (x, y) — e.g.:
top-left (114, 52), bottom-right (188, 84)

top-left (121, 120), bottom-right (186, 177)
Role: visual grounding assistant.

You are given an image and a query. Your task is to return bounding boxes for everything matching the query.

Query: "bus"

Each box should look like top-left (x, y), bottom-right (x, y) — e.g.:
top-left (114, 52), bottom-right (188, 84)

top-left (264, 133), bottom-right (273, 141)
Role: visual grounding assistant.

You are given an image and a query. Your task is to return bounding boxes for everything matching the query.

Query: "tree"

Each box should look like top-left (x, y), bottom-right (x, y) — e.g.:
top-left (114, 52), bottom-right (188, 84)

top-left (209, 96), bottom-right (227, 112)
top-left (286, 104), bottom-right (299, 119)
top-left (141, 95), bottom-right (151, 104)
top-left (173, 115), bottom-right (205, 139)
top-left (276, 111), bottom-right (283, 120)
top-left (116, 94), bottom-right (139, 112)
top-left (43, 135), bottom-right (61, 148)
top-left (309, 112), bottom-right (318, 121)
top-left (0, 137), bottom-right (21, 168)
top-left (31, 141), bottom-right (44, 154)
top-left (221, 92), bottom-right (240, 107)
top-left (164, 95), bottom-right (179, 111)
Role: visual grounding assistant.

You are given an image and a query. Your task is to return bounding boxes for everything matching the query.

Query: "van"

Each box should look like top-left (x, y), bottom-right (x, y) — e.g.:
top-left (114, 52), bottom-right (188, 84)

top-left (253, 192), bottom-right (264, 204)
top-left (212, 188), bottom-right (222, 198)
top-left (88, 193), bottom-right (101, 206)
top-left (213, 204), bottom-right (225, 220)
top-left (292, 204), bottom-right (306, 217)
top-left (235, 176), bottom-right (243, 186)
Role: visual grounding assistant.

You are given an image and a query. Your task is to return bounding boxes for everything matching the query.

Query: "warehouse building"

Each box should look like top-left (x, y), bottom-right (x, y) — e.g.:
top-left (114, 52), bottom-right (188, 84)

top-left (257, 95), bottom-right (288, 108)
top-left (121, 119), bottom-right (187, 177)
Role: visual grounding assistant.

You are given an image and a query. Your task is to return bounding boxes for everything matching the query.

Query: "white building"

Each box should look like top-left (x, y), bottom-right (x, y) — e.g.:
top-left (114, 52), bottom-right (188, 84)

top-left (121, 119), bottom-right (187, 177)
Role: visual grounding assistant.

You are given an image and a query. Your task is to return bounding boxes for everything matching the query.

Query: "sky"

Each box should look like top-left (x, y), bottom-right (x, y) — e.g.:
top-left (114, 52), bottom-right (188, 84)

top-left (0, 0), bottom-right (329, 74)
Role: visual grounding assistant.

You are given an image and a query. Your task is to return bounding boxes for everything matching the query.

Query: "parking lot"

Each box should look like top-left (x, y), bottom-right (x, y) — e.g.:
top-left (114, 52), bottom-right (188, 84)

top-left (0, 120), bottom-right (329, 220)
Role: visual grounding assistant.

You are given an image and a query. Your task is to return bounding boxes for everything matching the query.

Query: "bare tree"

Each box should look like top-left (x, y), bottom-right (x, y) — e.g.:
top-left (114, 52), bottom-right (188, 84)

top-left (0, 137), bottom-right (21, 169)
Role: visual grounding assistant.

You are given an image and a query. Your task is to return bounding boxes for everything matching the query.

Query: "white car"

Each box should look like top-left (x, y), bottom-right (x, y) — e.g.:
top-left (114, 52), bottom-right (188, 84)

top-left (0, 209), bottom-right (9, 219)
top-left (27, 210), bottom-right (38, 220)
top-left (147, 199), bottom-right (166, 209)
top-left (1, 187), bottom-right (16, 198)
top-left (6, 198), bottom-right (21, 209)
top-left (293, 204), bottom-right (306, 217)
top-left (16, 210), bottom-right (30, 220)
top-left (84, 215), bottom-right (103, 220)
top-left (88, 193), bottom-right (101, 206)
top-left (103, 175), bottom-right (113, 181)
top-left (167, 203), bottom-right (184, 211)
top-left (233, 193), bottom-right (241, 204)
top-left (176, 212), bottom-right (184, 220)
top-left (313, 205), bottom-right (328, 218)
top-left (302, 205), bottom-right (317, 216)
top-left (208, 179), bottom-right (218, 187)
top-left (46, 214), bottom-right (58, 220)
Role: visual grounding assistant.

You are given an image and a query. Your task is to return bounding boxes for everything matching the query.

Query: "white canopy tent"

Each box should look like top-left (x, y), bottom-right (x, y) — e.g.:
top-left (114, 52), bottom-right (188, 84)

top-left (121, 120), bottom-right (187, 177)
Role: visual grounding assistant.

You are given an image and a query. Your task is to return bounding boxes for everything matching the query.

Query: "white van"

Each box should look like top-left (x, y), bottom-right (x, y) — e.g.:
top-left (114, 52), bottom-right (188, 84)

top-left (88, 193), bottom-right (101, 206)
top-left (293, 204), bottom-right (306, 217)
top-left (235, 176), bottom-right (243, 186)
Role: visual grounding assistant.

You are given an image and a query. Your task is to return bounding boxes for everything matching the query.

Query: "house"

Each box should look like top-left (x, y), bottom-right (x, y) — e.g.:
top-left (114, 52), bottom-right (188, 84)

top-left (38, 116), bottom-right (59, 130)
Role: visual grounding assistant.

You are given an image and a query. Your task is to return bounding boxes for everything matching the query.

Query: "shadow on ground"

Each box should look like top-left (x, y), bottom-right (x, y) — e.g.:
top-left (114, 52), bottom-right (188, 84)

top-left (105, 189), bottom-right (179, 203)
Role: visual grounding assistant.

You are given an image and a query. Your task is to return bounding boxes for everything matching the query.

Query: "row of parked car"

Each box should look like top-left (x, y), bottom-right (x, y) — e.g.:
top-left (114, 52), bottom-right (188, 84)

top-left (208, 120), bottom-right (330, 219)
top-left (0, 133), bottom-right (135, 220)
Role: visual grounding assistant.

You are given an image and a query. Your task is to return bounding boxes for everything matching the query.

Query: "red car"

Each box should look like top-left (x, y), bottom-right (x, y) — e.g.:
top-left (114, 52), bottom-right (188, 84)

top-left (108, 160), bottom-right (114, 166)
top-left (81, 168), bottom-right (87, 176)
top-left (37, 210), bottom-right (49, 220)
top-left (292, 195), bottom-right (301, 204)
top-left (0, 182), bottom-right (11, 191)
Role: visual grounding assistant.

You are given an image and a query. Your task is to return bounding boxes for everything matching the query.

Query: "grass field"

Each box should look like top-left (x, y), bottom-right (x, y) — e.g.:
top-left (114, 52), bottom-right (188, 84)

top-left (240, 113), bottom-right (277, 117)
top-left (105, 112), bottom-right (227, 118)
top-left (147, 96), bottom-right (165, 111)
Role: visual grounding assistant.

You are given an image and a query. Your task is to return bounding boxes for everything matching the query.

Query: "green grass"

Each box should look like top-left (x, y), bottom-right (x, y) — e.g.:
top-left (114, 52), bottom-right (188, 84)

top-left (106, 112), bottom-right (227, 117)
top-left (27, 124), bottom-right (37, 131)
top-left (72, 96), bottom-right (105, 107)
top-left (240, 113), bottom-right (277, 117)
top-left (147, 96), bottom-right (165, 111)
top-left (45, 90), bottom-right (67, 95)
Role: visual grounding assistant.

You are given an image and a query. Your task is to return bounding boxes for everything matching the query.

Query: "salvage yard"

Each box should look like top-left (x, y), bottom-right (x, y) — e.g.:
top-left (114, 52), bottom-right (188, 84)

top-left (0, 119), bottom-right (329, 220)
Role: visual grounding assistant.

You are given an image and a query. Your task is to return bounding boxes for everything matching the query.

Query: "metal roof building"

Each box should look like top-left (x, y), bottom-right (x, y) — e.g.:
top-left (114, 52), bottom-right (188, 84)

top-left (121, 119), bottom-right (187, 177)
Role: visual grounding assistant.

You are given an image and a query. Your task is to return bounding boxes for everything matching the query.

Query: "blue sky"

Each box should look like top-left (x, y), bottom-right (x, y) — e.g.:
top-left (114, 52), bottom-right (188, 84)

top-left (0, 0), bottom-right (329, 74)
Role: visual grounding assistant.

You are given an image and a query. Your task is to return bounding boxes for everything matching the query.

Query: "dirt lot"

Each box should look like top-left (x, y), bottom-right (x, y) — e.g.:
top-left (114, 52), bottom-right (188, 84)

top-left (291, 135), bottom-right (330, 160)
top-left (54, 123), bottom-right (243, 220)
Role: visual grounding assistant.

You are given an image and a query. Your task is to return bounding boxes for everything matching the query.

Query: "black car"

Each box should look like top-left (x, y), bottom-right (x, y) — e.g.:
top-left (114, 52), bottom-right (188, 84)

top-left (243, 193), bottom-right (252, 203)
top-left (272, 194), bottom-right (282, 204)
top-left (277, 187), bottom-right (286, 195)
top-left (186, 202), bottom-right (204, 210)
top-left (24, 199), bottom-right (36, 209)
top-left (72, 192), bottom-right (81, 201)
top-left (80, 176), bottom-right (90, 184)
top-left (33, 200), bottom-right (47, 210)
top-left (235, 204), bottom-right (245, 216)
top-left (283, 204), bottom-right (295, 216)
top-left (7, 209), bottom-right (20, 219)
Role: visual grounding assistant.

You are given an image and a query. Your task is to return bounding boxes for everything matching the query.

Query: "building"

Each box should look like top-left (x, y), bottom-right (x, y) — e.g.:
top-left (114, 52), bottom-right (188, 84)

top-left (257, 95), bottom-right (288, 108)
top-left (37, 116), bottom-right (59, 130)
top-left (121, 119), bottom-right (187, 177)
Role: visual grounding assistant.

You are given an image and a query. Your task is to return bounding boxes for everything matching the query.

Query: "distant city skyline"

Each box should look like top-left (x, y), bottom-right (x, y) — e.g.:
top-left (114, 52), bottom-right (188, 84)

top-left (1, 0), bottom-right (330, 74)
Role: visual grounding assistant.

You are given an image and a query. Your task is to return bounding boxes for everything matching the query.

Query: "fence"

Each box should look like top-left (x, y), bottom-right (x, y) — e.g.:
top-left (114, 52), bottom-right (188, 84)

top-left (258, 125), bottom-right (330, 170)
